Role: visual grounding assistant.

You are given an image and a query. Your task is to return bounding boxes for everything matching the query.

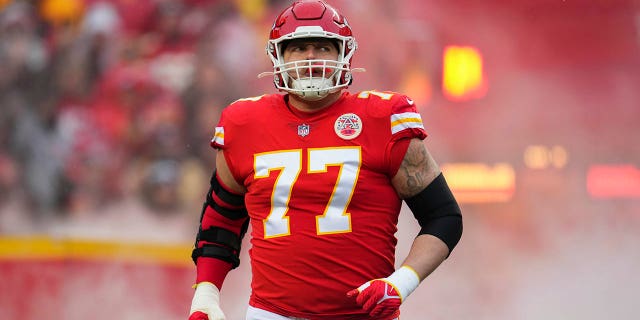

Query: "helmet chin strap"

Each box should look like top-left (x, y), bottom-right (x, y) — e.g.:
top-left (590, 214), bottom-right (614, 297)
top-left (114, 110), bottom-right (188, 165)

top-left (290, 78), bottom-right (336, 101)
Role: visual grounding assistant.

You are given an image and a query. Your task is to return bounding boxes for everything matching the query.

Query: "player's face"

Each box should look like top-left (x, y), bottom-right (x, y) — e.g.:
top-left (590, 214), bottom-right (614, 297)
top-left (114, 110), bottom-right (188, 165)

top-left (282, 38), bottom-right (339, 79)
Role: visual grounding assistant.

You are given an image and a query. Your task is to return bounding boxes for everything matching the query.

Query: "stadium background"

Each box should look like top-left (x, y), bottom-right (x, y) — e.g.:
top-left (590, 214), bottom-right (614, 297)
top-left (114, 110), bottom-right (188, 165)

top-left (0, 0), bottom-right (639, 319)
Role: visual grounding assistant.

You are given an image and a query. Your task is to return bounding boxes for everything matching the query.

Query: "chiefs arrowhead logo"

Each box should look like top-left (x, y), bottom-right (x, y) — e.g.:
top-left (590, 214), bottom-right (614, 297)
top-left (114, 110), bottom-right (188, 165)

top-left (334, 113), bottom-right (362, 140)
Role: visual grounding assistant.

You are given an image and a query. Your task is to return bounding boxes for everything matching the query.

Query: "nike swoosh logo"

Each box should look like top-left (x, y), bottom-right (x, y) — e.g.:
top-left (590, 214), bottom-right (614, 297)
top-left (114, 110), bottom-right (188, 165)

top-left (406, 98), bottom-right (414, 105)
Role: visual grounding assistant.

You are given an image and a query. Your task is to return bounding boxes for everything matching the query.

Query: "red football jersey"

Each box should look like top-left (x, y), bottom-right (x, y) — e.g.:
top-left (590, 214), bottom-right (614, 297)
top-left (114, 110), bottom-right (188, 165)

top-left (210, 91), bottom-right (427, 319)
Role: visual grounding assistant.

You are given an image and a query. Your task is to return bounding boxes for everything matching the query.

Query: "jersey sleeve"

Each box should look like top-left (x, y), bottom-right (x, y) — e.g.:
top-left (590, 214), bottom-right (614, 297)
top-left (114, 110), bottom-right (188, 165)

top-left (384, 94), bottom-right (428, 175)
top-left (389, 94), bottom-right (427, 142)
top-left (210, 95), bottom-right (270, 151)
top-left (210, 109), bottom-right (228, 150)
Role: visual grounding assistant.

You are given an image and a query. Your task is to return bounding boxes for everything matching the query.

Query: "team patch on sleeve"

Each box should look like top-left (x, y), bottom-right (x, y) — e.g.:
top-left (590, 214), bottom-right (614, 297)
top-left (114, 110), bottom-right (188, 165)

top-left (211, 126), bottom-right (225, 146)
top-left (390, 112), bottom-right (424, 135)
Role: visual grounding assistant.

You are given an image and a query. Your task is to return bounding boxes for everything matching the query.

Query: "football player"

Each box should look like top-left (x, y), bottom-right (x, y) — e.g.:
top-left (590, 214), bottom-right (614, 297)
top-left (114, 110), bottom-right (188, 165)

top-left (188, 1), bottom-right (462, 319)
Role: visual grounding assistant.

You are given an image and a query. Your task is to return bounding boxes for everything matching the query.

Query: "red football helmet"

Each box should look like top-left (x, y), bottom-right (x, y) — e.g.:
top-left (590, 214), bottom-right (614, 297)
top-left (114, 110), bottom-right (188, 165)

top-left (265, 0), bottom-right (357, 100)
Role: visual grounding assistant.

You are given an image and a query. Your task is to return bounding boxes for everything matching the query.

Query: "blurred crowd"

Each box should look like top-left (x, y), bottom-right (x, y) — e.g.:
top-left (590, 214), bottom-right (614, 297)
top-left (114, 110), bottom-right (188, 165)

top-left (0, 0), bottom-right (442, 234)
top-left (0, 0), bottom-right (301, 229)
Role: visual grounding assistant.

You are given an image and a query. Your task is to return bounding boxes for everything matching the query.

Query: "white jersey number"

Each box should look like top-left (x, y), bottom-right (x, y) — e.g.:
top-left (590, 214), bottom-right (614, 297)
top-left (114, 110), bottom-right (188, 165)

top-left (254, 147), bottom-right (361, 238)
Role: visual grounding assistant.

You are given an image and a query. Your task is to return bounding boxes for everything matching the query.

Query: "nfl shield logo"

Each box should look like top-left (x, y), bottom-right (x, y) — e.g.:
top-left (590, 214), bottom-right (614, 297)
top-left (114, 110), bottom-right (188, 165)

top-left (297, 124), bottom-right (310, 137)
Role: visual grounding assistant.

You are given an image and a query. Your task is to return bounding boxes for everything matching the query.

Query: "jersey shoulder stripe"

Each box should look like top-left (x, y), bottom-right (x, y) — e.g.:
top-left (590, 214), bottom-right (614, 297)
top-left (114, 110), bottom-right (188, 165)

top-left (390, 112), bottom-right (424, 135)
top-left (211, 126), bottom-right (224, 146)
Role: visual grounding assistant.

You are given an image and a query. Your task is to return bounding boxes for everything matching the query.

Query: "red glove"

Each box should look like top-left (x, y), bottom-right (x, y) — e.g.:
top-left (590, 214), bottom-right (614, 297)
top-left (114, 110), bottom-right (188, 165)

top-left (347, 266), bottom-right (421, 319)
top-left (347, 280), bottom-right (401, 319)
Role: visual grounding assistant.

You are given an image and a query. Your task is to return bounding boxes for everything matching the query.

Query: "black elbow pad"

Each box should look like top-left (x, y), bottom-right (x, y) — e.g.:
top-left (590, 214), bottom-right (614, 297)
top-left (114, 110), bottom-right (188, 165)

top-left (192, 171), bottom-right (249, 268)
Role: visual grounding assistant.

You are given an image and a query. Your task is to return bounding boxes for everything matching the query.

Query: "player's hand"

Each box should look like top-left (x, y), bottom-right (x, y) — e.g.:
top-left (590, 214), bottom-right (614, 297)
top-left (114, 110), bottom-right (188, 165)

top-left (347, 266), bottom-right (420, 319)
top-left (347, 279), bottom-right (401, 319)
top-left (189, 282), bottom-right (225, 320)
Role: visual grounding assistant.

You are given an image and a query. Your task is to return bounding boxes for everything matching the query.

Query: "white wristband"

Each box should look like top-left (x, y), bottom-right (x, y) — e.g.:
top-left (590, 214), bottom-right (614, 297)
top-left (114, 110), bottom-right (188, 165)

top-left (385, 266), bottom-right (421, 301)
top-left (190, 282), bottom-right (225, 319)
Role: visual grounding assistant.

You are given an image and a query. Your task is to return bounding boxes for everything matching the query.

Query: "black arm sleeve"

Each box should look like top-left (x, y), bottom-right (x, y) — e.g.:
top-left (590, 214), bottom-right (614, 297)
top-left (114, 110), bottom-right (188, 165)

top-left (404, 173), bottom-right (463, 256)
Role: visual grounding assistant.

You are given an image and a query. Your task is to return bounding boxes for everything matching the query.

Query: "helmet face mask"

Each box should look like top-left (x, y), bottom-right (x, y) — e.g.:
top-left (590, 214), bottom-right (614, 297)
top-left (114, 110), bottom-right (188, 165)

top-left (266, 1), bottom-right (357, 100)
top-left (279, 58), bottom-right (347, 101)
